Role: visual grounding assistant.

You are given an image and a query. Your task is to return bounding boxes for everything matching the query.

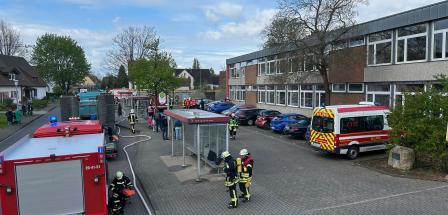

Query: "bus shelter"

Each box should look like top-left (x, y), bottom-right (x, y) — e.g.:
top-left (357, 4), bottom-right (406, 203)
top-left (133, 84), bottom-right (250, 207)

top-left (164, 109), bottom-right (229, 181)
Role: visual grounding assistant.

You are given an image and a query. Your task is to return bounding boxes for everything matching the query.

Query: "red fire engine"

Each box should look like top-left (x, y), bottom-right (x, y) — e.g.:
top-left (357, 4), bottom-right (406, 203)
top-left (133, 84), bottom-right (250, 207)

top-left (0, 119), bottom-right (108, 215)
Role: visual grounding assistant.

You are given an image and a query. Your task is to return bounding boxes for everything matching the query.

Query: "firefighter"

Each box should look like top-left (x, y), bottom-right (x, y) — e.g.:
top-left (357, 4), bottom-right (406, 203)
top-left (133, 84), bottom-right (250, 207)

top-left (110, 171), bottom-right (134, 215)
top-left (238, 149), bottom-right (254, 202)
top-left (229, 113), bottom-right (238, 140)
top-left (182, 98), bottom-right (187, 109)
top-left (222, 151), bottom-right (239, 209)
top-left (128, 109), bottom-right (137, 133)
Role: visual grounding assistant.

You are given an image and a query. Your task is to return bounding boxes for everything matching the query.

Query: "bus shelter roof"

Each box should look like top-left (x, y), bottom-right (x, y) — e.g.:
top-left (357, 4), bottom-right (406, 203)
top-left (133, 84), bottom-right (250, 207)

top-left (164, 109), bottom-right (229, 124)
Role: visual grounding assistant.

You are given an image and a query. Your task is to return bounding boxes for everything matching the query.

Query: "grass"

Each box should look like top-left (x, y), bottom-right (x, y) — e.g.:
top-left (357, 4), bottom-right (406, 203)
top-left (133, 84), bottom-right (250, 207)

top-left (0, 115), bottom-right (7, 128)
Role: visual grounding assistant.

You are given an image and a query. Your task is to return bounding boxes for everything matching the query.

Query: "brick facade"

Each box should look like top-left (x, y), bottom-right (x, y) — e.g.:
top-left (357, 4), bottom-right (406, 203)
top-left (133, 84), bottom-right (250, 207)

top-left (245, 91), bottom-right (257, 106)
top-left (329, 46), bottom-right (366, 83)
top-left (330, 93), bottom-right (365, 105)
top-left (245, 65), bottom-right (257, 85)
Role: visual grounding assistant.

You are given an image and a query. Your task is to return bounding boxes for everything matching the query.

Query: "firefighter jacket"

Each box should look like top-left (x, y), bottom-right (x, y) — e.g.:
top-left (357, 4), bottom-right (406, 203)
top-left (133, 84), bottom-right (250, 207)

top-left (239, 155), bottom-right (254, 183)
top-left (110, 175), bottom-right (134, 197)
top-left (224, 156), bottom-right (239, 187)
top-left (128, 113), bottom-right (137, 125)
top-left (229, 118), bottom-right (238, 129)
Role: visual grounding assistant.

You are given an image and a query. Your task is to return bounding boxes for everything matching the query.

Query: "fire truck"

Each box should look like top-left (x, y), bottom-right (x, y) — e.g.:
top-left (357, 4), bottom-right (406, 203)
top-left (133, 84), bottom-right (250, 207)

top-left (0, 119), bottom-right (108, 215)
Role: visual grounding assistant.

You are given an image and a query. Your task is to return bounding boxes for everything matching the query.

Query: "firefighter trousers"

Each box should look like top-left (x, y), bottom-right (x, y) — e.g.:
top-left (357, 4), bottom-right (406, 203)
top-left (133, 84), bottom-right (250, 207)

top-left (228, 184), bottom-right (238, 207)
top-left (239, 182), bottom-right (250, 200)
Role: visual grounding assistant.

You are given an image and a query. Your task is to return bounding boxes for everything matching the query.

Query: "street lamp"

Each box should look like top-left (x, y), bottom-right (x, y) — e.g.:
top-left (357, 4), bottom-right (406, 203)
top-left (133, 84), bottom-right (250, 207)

top-left (14, 80), bottom-right (19, 104)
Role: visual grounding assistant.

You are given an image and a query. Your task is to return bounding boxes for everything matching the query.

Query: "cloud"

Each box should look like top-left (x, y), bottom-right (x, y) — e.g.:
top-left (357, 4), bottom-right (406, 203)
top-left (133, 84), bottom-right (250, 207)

top-left (62, 0), bottom-right (165, 8)
top-left (203, 2), bottom-right (243, 21)
top-left (171, 14), bottom-right (195, 22)
top-left (198, 31), bottom-right (222, 40)
top-left (112, 16), bottom-right (121, 23)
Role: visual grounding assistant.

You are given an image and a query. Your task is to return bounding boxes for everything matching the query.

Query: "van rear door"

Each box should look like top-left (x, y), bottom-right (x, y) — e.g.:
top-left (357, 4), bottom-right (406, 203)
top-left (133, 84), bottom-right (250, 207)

top-left (310, 109), bottom-right (335, 151)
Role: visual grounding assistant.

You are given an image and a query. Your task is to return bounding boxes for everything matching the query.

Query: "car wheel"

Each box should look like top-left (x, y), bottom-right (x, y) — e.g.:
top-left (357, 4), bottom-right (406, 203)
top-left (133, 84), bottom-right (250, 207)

top-left (247, 119), bottom-right (254, 126)
top-left (347, 146), bottom-right (359, 160)
top-left (264, 123), bottom-right (270, 129)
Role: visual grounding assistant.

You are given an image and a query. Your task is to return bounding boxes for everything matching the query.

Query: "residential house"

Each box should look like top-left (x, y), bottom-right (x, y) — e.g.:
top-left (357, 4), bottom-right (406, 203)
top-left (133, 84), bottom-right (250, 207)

top-left (174, 69), bottom-right (220, 99)
top-left (0, 55), bottom-right (47, 103)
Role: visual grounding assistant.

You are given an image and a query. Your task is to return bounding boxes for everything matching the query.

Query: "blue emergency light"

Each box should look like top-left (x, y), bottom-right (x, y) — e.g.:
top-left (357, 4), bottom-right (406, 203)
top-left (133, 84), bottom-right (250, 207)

top-left (49, 116), bottom-right (58, 126)
top-left (98, 146), bottom-right (104, 153)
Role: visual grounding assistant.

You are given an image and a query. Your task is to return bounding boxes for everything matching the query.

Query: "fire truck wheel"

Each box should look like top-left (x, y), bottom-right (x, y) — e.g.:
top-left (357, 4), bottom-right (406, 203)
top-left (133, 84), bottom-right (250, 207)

top-left (347, 146), bottom-right (359, 160)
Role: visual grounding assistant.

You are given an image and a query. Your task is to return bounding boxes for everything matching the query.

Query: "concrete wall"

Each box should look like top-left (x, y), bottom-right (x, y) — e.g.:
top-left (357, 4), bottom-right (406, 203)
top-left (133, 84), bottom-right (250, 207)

top-left (0, 86), bottom-right (22, 103)
top-left (364, 60), bottom-right (448, 82)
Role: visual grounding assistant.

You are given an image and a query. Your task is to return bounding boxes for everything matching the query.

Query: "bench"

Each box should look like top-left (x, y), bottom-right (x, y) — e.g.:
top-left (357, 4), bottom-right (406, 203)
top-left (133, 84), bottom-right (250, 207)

top-left (185, 145), bottom-right (222, 172)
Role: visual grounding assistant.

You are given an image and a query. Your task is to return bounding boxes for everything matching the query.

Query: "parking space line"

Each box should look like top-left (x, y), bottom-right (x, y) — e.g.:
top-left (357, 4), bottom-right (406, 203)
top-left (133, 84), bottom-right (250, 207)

top-left (303, 185), bottom-right (448, 214)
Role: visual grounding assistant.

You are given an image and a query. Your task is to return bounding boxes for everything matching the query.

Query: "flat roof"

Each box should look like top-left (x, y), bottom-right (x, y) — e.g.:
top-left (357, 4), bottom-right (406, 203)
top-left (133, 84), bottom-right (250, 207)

top-left (2, 133), bottom-right (104, 161)
top-left (164, 109), bottom-right (229, 124)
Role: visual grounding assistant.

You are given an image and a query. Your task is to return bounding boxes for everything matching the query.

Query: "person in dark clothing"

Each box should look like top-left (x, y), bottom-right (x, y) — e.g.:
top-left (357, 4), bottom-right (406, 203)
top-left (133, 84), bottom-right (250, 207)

top-left (117, 103), bottom-right (122, 117)
top-left (200, 99), bottom-right (205, 110)
top-left (109, 171), bottom-right (134, 215)
top-left (27, 102), bottom-right (33, 116)
top-left (155, 112), bottom-right (162, 133)
top-left (160, 115), bottom-right (169, 140)
top-left (222, 151), bottom-right (239, 209)
top-left (5, 108), bottom-right (14, 126)
top-left (21, 103), bottom-right (27, 116)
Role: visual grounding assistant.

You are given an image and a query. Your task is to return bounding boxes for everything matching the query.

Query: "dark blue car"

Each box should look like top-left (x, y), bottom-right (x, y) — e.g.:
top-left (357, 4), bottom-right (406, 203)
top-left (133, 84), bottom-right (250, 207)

top-left (208, 102), bottom-right (234, 113)
top-left (286, 119), bottom-right (311, 138)
top-left (270, 113), bottom-right (309, 134)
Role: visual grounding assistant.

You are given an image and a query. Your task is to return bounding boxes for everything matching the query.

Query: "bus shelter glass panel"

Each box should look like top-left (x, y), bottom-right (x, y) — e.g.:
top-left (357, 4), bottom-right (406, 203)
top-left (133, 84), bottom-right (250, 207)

top-left (199, 124), bottom-right (227, 165)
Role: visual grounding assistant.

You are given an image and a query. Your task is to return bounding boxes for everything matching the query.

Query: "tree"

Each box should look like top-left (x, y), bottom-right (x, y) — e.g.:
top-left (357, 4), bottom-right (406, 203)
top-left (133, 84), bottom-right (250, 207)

top-left (116, 65), bottom-right (129, 88)
top-left (388, 76), bottom-right (448, 171)
top-left (192, 58), bottom-right (200, 69)
top-left (263, 0), bottom-right (367, 105)
top-left (129, 45), bottom-right (183, 105)
top-left (105, 26), bottom-right (159, 72)
top-left (32, 34), bottom-right (90, 95)
top-left (100, 74), bottom-right (117, 90)
top-left (0, 20), bottom-right (25, 56)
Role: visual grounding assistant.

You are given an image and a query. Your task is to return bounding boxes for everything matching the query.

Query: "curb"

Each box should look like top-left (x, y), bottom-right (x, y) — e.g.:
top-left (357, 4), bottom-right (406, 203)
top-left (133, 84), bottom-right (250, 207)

top-left (0, 105), bottom-right (56, 143)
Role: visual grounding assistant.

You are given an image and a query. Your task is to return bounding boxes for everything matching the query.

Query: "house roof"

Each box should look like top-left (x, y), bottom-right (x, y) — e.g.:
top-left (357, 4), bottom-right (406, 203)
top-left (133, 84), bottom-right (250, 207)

top-left (0, 55), bottom-right (47, 87)
top-left (175, 69), bottom-right (219, 85)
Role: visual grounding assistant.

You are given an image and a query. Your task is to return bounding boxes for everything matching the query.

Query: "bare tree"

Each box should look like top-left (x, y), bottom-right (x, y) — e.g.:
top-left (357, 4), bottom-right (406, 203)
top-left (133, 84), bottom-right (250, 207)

top-left (0, 20), bottom-right (25, 56)
top-left (263, 0), bottom-right (367, 104)
top-left (105, 26), bottom-right (159, 73)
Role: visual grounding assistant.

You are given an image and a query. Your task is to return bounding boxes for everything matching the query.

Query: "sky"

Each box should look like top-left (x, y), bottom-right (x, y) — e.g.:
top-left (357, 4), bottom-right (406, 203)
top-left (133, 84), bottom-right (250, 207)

top-left (0, 0), bottom-right (445, 77)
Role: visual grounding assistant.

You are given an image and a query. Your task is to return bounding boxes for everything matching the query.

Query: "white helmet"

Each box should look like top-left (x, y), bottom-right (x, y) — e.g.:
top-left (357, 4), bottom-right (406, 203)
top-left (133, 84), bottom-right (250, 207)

top-left (239, 149), bottom-right (249, 156)
top-left (221, 151), bottom-right (231, 158)
top-left (130, 109), bottom-right (135, 114)
top-left (231, 113), bottom-right (235, 118)
top-left (116, 171), bottom-right (124, 180)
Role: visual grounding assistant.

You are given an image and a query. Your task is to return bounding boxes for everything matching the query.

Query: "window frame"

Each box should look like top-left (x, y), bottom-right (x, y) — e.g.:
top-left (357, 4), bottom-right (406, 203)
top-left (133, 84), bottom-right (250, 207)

top-left (432, 19), bottom-right (448, 61)
top-left (9, 73), bottom-right (16, 81)
top-left (367, 31), bottom-right (393, 66)
top-left (257, 58), bottom-right (266, 76)
top-left (257, 85), bottom-right (266, 103)
top-left (331, 83), bottom-right (346, 93)
top-left (275, 85), bottom-right (286, 106)
top-left (395, 24), bottom-right (428, 64)
top-left (266, 86), bottom-right (275, 104)
top-left (347, 83), bottom-right (365, 93)
top-left (287, 85), bottom-right (299, 107)
top-left (300, 85), bottom-right (313, 109)
top-left (366, 84), bottom-right (391, 107)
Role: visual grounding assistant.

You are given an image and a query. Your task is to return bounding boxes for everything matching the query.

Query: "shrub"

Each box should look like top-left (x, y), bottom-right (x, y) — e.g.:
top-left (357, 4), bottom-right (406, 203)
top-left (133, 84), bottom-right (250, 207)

top-left (0, 98), bottom-right (14, 111)
top-left (32, 99), bottom-right (49, 110)
top-left (388, 76), bottom-right (448, 171)
top-left (0, 115), bottom-right (6, 128)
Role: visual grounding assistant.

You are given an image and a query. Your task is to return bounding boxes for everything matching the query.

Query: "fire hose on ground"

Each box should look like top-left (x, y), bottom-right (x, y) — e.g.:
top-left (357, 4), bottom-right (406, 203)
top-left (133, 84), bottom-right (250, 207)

top-left (116, 119), bottom-right (153, 215)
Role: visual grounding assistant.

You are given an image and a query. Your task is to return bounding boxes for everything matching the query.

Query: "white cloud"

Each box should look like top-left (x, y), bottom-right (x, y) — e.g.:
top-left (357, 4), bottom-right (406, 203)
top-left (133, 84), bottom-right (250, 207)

top-left (203, 2), bottom-right (243, 21)
top-left (112, 16), bottom-right (121, 23)
top-left (198, 31), bottom-right (222, 40)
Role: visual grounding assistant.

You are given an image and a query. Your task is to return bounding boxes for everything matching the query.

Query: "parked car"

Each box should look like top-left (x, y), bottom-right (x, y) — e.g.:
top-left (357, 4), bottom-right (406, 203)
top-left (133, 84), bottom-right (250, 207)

top-left (222, 104), bottom-right (256, 116)
top-left (270, 113), bottom-right (309, 134)
top-left (255, 110), bottom-right (282, 129)
top-left (194, 98), bottom-right (214, 109)
top-left (285, 117), bottom-right (311, 138)
top-left (208, 101), bottom-right (234, 113)
top-left (235, 108), bottom-right (265, 125)
top-left (206, 101), bottom-right (220, 110)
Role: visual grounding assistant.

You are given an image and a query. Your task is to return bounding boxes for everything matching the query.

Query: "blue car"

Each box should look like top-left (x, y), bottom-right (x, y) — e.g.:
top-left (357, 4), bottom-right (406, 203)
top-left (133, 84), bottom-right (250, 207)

top-left (270, 113), bottom-right (309, 134)
top-left (208, 102), bottom-right (234, 113)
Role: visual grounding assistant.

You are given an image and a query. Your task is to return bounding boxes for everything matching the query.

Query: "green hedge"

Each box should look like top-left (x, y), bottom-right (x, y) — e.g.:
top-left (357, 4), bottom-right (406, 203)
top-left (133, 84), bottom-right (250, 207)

top-left (33, 99), bottom-right (49, 110)
top-left (0, 115), bottom-right (6, 128)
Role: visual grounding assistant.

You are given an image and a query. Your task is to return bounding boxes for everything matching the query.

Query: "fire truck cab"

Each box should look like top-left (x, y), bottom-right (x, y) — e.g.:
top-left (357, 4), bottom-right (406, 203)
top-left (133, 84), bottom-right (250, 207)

top-left (0, 119), bottom-right (108, 215)
top-left (310, 104), bottom-right (390, 159)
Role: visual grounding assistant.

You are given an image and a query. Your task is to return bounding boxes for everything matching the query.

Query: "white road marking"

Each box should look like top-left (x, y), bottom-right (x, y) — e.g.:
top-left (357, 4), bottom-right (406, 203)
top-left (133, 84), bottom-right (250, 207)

top-left (303, 185), bottom-right (448, 214)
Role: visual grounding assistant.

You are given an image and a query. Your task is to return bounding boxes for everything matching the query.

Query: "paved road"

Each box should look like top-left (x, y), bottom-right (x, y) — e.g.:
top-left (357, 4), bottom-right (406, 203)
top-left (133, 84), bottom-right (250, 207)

top-left (129, 121), bottom-right (448, 215)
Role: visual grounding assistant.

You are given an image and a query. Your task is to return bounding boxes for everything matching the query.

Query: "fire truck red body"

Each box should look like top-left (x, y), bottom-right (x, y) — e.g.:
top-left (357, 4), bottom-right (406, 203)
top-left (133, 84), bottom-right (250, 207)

top-left (0, 120), bottom-right (108, 215)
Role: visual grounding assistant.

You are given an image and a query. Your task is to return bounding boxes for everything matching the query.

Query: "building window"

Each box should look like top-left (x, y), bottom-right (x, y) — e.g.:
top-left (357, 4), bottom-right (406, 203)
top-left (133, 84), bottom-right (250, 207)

top-left (266, 86), bottom-right (275, 104)
top-left (393, 84), bottom-right (425, 107)
top-left (347, 83), bottom-right (364, 93)
top-left (258, 86), bottom-right (266, 103)
top-left (315, 85), bottom-right (325, 107)
top-left (396, 24), bottom-right (427, 63)
top-left (9, 73), bottom-right (16, 81)
top-left (267, 60), bottom-right (276, 75)
top-left (10, 91), bottom-right (17, 99)
top-left (366, 84), bottom-right (391, 107)
top-left (289, 56), bottom-right (303, 73)
top-left (332, 40), bottom-right (348, 50)
top-left (287, 85), bottom-right (299, 107)
top-left (258, 58), bottom-right (266, 76)
top-left (349, 36), bottom-right (365, 47)
top-left (332, 83), bottom-right (346, 92)
top-left (300, 85), bottom-right (313, 108)
top-left (278, 59), bottom-right (287, 74)
top-left (240, 62), bottom-right (246, 77)
top-left (276, 85), bottom-right (286, 105)
top-left (304, 55), bottom-right (315, 71)
top-left (433, 18), bottom-right (448, 60)
top-left (368, 31), bottom-right (392, 65)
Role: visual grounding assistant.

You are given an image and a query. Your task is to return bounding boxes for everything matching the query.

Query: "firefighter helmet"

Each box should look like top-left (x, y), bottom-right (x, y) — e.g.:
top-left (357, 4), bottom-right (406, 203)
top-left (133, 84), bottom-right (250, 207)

top-left (221, 151), bottom-right (231, 158)
top-left (130, 109), bottom-right (135, 114)
top-left (231, 113), bottom-right (235, 118)
top-left (239, 149), bottom-right (248, 156)
top-left (116, 171), bottom-right (124, 180)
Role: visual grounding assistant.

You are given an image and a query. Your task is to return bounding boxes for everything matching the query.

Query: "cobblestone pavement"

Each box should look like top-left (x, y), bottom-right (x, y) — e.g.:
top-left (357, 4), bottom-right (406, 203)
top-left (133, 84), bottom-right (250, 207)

top-left (123, 119), bottom-right (448, 215)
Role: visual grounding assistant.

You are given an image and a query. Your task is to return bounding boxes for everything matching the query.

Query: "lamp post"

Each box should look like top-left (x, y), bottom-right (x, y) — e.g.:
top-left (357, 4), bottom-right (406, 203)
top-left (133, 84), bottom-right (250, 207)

top-left (65, 81), bottom-right (68, 95)
top-left (14, 80), bottom-right (19, 104)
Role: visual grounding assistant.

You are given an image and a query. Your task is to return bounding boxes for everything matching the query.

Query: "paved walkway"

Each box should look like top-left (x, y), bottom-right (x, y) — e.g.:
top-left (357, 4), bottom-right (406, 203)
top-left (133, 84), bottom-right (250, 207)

top-left (126, 119), bottom-right (448, 215)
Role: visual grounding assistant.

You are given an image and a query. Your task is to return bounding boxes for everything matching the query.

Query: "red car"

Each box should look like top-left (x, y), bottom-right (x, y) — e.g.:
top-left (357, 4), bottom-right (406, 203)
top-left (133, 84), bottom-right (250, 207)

top-left (255, 109), bottom-right (281, 129)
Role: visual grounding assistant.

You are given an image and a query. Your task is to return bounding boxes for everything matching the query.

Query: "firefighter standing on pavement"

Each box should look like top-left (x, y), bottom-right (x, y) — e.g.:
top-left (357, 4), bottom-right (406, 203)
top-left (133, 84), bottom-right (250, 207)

top-left (238, 149), bottom-right (254, 202)
top-left (222, 151), bottom-right (239, 209)
top-left (110, 171), bottom-right (134, 215)
top-left (229, 113), bottom-right (238, 140)
top-left (128, 109), bottom-right (137, 133)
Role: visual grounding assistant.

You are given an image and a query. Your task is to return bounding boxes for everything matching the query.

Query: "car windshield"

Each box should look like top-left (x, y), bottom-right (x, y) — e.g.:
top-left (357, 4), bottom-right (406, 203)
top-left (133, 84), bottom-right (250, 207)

top-left (312, 116), bottom-right (334, 133)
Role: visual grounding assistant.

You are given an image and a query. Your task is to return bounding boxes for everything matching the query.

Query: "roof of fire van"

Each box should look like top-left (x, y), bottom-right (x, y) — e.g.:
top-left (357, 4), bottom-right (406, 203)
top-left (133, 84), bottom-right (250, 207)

top-left (315, 104), bottom-right (389, 113)
top-left (1, 133), bottom-right (105, 161)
